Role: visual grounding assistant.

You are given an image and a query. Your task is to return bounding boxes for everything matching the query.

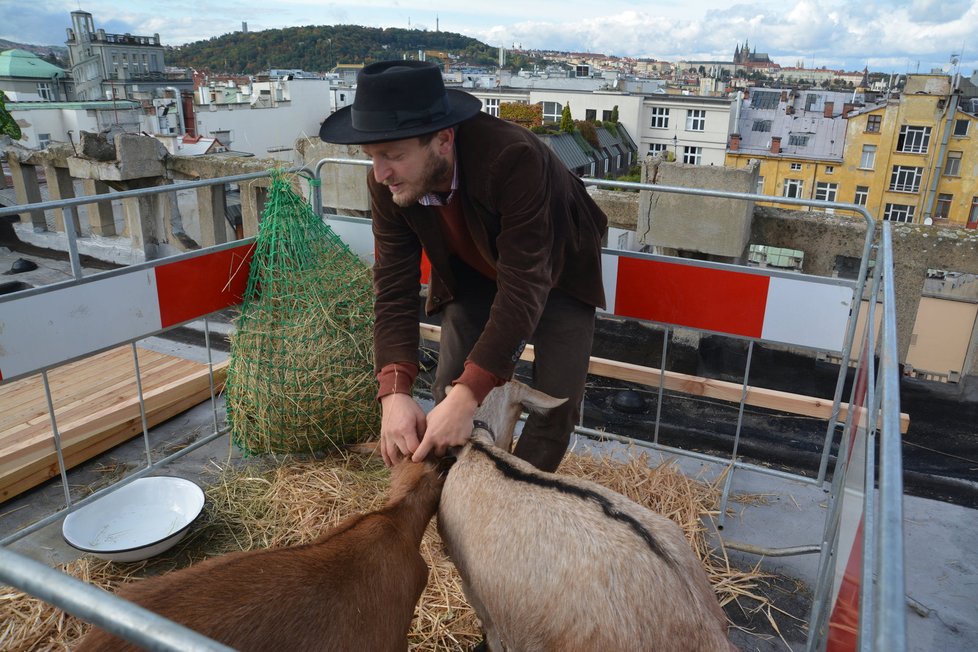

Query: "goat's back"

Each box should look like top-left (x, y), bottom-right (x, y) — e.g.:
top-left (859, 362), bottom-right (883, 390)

top-left (439, 436), bottom-right (730, 652)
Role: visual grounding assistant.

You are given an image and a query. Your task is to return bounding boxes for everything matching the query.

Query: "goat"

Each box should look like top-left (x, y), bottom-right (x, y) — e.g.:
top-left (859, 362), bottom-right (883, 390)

top-left (438, 381), bottom-right (735, 652)
top-left (75, 458), bottom-right (446, 652)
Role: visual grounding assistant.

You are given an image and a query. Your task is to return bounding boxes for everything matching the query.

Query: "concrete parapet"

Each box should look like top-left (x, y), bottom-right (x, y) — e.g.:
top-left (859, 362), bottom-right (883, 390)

top-left (638, 160), bottom-right (758, 261)
top-left (6, 157), bottom-right (44, 229)
top-left (297, 139), bottom-right (370, 215)
top-left (67, 133), bottom-right (168, 182)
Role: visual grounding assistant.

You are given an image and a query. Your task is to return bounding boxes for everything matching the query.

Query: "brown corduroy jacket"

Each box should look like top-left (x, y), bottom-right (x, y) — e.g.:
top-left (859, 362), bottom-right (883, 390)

top-left (368, 112), bottom-right (608, 382)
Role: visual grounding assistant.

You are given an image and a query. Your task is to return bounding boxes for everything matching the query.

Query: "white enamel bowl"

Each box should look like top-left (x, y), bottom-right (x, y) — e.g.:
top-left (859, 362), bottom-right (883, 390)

top-left (62, 477), bottom-right (205, 562)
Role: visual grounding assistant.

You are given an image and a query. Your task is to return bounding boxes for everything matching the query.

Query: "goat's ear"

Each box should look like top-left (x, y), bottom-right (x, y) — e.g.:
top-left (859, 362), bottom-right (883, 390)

top-left (518, 385), bottom-right (569, 413)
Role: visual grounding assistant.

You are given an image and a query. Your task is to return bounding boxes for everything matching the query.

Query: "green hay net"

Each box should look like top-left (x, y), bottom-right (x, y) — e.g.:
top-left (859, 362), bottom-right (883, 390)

top-left (226, 172), bottom-right (379, 454)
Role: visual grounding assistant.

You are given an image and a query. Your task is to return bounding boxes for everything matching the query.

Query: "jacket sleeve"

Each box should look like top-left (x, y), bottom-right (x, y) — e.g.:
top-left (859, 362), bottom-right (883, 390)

top-left (466, 140), bottom-right (555, 380)
top-left (368, 174), bottom-right (424, 375)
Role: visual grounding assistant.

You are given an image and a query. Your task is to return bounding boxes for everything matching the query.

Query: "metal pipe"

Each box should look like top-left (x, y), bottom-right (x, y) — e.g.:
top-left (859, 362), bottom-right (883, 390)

top-left (0, 547), bottom-right (235, 652)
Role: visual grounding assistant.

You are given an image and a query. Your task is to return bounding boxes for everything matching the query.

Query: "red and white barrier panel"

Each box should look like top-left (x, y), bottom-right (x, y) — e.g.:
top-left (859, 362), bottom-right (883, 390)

top-left (0, 244), bottom-right (253, 383)
top-left (603, 254), bottom-right (853, 352)
top-left (826, 342), bottom-right (873, 651)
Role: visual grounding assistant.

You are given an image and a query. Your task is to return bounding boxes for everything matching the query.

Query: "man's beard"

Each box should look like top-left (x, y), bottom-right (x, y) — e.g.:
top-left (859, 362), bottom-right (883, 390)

top-left (390, 147), bottom-right (453, 207)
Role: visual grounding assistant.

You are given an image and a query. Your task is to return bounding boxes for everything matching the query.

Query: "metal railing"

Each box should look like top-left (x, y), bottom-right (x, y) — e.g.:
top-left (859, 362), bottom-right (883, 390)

top-left (0, 159), bottom-right (904, 651)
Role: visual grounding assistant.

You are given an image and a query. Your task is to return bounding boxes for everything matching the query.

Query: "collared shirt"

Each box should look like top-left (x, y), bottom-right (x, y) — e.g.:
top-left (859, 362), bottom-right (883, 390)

top-left (418, 156), bottom-right (459, 207)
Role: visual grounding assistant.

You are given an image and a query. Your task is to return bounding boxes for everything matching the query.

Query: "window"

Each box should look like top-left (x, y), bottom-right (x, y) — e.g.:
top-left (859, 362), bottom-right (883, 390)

top-left (484, 98), bottom-right (499, 117)
top-left (751, 90), bottom-right (780, 109)
top-left (585, 109), bottom-right (596, 121)
top-left (896, 125), bottom-right (931, 153)
top-left (755, 176), bottom-right (765, 195)
top-left (36, 82), bottom-right (52, 101)
top-left (953, 119), bottom-right (970, 137)
top-left (969, 197), bottom-right (978, 228)
top-left (788, 134), bottom-right (810, 147)
top-left (686, 109), bottom-right (705, 131)
top-left (752, 119), bottom-right (772, 132)
top-left (783, 178), bottom-right (804, 198)
top-left (805, 93), bottom-right (819, 111)
top-left (682, 146), bottom-right (702, 165)
top-left (935, 193), bottom-right (953, 219)
top-left (541, 101), bottom-right (562, 123)
top-left (884, 203), bottom-right (915, 223)
top-left (650, 106), bottom-right (669, 129)
top-left (648, 143), bottom-right (668, 156)
top-left (860, 144), bottom-right (877, 169)
top-left (889, 165), bottom-right (923, 193)
top-left (944, 151), bottom-right (962, 176)
top-left (618, 231), bottom-right (629, 250)
top-left (790, 162), bottom-right (802, 171)
top-left (815, 182), bottom-right (838, 202)
top-left (38, 133), bottom-right (51, 148)
top-left (854, 186), bottom-right (869, 205)
top-left (825, 166), bottom-right (834, 174)
top-left (866, 115), bottom-right (882, 132)
top-left (602, 109), bottom-right (614, 121)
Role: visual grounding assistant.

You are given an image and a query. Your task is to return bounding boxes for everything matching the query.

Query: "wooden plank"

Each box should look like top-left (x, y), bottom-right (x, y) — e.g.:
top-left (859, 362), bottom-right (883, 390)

top-left (0, 358), bottom-right (198, 452)
top-left (0, 361), bottom-right (228, 502)
top-left (418, 323), bottom-right (911, 434)
top-left (0, 385), bottom-right (219, 503)
top-left (0, 348), bottom-right (178, 429)
top-left (0, 360), bottom-right (228, 471)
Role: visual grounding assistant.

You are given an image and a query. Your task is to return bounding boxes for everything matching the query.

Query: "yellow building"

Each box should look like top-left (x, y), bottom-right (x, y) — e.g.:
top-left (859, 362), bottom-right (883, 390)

top-left (726, 76), bottom-right (978, 228)
top-left (845, 75), bottom-right (978, 226)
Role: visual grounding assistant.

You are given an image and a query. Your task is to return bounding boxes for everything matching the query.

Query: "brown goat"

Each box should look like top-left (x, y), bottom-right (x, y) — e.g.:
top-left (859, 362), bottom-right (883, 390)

top-left (75, 458), bottom-right (446, 652)
top-left (438, 381), bottom-right (735, 652)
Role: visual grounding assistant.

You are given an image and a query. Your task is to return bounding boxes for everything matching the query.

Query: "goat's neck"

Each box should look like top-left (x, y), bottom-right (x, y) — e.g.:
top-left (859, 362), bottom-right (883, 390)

top-left (381, 480), bottom-right (441, 545)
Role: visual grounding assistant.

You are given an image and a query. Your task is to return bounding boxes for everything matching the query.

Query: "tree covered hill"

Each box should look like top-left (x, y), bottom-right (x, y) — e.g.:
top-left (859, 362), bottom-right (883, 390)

top-left (165, 25), bottom-right (503, 74)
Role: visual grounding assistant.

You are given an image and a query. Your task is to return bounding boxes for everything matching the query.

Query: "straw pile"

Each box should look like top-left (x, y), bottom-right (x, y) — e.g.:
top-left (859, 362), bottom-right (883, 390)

top-left (225, 172), bottom-right (379, 455)
top-left (3, 448), bottom-right (786, 651)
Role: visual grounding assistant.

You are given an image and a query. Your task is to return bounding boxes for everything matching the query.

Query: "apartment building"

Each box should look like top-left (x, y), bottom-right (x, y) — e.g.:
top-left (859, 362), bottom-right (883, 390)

top-left (64, 10), bottom-right (192, 102)
top-left (464, 83), bottom-right (733, 168)
top-left (725, 87), bottom-right (852, 207)
top-left (845, 75), bottom-right (978, 227)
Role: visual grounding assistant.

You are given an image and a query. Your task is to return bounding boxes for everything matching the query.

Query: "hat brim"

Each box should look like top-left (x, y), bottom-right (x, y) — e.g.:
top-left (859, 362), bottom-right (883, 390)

top-left (319, 89), bottom-right (484, 144)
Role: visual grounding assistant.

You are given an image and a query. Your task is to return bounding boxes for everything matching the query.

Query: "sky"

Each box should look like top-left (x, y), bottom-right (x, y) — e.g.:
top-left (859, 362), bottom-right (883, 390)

top-left (3, 0), bottom-right (978, 75)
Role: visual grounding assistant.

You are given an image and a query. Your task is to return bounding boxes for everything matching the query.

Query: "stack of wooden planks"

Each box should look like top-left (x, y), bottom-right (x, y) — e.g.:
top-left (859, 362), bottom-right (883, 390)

top-left (0, 346), bottom-right (228, 503)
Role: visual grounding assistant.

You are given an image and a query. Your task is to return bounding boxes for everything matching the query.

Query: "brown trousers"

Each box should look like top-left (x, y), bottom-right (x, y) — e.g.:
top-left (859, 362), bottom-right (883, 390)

top-left (432, 272), bottom-right (595, 472)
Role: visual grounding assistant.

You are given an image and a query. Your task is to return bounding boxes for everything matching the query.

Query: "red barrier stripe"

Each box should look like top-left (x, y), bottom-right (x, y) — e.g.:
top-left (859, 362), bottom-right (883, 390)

top-left (420, 252), bottom-right (431, 285)
top-left (154, 245), bottom-right (254, 328)
top-left (614, 258), bottom-right (769, 337)
top-left (827, 518), bottom-right (863, 652)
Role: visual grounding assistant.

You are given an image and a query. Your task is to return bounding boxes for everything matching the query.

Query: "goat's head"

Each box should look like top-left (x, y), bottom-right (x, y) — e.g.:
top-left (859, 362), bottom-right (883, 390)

top-left (472, 381), bottom-right (567, 452)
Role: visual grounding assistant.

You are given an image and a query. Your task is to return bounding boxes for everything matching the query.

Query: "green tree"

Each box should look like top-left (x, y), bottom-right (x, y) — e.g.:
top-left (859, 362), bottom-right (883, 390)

top-left (559, 103), bottom-right (574, 133)
top-left (610, 105), bottom-right (619, 123)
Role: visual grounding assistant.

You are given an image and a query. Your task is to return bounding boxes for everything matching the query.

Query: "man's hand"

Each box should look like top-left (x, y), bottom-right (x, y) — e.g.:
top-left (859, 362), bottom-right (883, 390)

top-left (379, 393), bottom-right (426, 467)
top-left (412, 384), bottom-right (478, 462)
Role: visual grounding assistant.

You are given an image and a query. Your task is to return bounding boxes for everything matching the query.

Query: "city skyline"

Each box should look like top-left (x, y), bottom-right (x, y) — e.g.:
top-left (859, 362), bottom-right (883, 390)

top-left (4, 0), bottom-right (977, 75)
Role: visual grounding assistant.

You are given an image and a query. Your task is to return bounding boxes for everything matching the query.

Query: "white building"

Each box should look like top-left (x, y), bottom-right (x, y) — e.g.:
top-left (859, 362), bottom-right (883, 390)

top-left (463, 82), bottom-right (734, 167)
top-left (192, 77), bottom-right (335, 162)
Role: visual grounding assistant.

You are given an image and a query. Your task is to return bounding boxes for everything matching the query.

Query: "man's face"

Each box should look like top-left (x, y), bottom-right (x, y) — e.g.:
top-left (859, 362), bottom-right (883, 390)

top-left (361, 131), bottom-right (453, 207)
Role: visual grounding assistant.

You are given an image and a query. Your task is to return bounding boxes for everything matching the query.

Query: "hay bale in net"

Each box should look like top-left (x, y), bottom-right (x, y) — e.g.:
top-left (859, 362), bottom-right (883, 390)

top-left (226, 172), bottom-right (379, 454)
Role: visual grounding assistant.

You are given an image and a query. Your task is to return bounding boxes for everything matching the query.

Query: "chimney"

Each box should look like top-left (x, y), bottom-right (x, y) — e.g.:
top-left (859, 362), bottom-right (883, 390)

top-left (780, 90), bottom-right (788, 103)
top-left (842, 102), bottom-right (854, 116)
top-left (786, 105), bottom-right (795, 115)
top-left (824, 101), bottom-right (835, 118)
top-left (729, 133), bottom-right (741, 151)
top-left (770, 136), bottom-right (782, 154)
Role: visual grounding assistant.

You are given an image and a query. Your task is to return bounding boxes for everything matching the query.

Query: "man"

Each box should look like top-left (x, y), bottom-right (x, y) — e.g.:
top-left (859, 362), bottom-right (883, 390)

top-left (319, 60), bottom-right (607, 472)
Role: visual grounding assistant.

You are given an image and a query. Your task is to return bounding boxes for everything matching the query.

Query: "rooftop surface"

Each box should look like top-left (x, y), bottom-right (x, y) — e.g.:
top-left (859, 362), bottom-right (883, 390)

top-left (0, 243), bottom-right (975, 651)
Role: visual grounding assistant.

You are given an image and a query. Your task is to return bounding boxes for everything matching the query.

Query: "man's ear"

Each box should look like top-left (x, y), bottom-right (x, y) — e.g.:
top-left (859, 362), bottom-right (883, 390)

top-left (435, 127), bottom-right (455, 154)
